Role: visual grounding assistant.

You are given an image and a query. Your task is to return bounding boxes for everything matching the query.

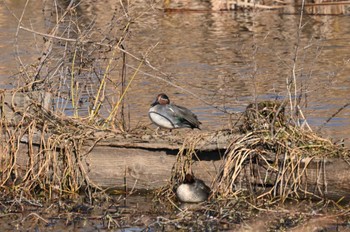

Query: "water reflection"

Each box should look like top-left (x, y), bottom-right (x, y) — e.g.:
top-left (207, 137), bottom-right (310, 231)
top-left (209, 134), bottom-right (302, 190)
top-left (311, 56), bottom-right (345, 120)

top-left (0, 0), bottom-right (349, 145)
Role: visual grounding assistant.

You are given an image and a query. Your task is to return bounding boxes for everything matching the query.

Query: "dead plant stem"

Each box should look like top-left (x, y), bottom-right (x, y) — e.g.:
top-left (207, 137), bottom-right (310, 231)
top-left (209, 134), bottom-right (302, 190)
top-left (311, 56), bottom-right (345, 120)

top-left (288, 0), bottom-right (306, 121)
top-left (104, 52), bottom-right (145, 126)
top-left (71, 49), bottom-right (78, 117)
top-left (89, 21), bottom-right (131, 121)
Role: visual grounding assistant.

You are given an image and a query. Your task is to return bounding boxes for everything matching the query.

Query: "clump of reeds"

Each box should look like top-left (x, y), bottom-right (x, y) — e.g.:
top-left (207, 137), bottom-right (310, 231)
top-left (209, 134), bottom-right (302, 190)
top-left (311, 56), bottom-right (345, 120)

top-left (213, 101), bottom-right (348, 202)
top-left (240, 101), bottom-right (286, 133)
top-left (156, 134), bottom-right (207, 201)
top-left (0, 0), bottom-right (149, 200)
top-left (0, 90), bottom-right (104, 200)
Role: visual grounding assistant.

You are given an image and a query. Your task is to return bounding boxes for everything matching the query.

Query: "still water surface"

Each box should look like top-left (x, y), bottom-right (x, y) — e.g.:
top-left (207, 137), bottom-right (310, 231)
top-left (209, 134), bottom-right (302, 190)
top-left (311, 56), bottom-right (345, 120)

top-left (0, 0), bottom-right (349, 146)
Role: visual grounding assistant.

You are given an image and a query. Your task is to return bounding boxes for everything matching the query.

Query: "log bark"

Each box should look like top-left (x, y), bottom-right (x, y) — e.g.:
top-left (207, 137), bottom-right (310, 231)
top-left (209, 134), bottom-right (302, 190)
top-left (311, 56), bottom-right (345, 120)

top-left (18, 141), bottom-right (350, 201)
top-left (83, 146), bottom-right (222, 189)
top-left (13, 137), bottom-right (350, 201)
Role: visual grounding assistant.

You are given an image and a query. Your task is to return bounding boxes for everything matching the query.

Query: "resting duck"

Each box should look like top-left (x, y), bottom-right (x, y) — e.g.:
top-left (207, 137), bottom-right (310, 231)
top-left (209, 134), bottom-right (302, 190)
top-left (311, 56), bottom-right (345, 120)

top-left (149, 93), bottom-right (201, 130)
top-left (176, 174), bottom-right (210, 203)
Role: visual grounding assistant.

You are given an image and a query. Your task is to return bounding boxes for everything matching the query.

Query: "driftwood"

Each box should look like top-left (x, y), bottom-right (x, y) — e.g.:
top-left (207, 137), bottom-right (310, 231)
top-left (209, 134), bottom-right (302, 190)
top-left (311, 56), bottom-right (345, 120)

top-left (16, 130), bottom-right (232, 189)
top-left (83, 145), bottom-right (222, 189)
top-left (14, 134), bottom-right (350, 202)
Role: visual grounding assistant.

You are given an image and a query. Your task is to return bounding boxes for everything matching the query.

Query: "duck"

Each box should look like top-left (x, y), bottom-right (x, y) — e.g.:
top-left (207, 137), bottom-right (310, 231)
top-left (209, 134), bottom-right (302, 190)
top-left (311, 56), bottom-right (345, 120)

top-left (176, 174), bottom-right (210, 203)
top-left (149, 93), bottom-right (201, 130)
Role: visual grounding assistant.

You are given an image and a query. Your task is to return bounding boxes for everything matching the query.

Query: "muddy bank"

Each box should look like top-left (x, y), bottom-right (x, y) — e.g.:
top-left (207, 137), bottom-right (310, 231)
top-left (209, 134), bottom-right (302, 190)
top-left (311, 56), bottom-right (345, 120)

top-left (1, 194), bottom-right (350, 231)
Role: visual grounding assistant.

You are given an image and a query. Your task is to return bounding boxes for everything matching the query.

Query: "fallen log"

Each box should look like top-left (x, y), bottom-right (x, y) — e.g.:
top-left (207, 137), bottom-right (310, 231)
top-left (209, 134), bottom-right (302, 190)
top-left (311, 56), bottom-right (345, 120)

top-left (14, 133), bottom-right (350, 202)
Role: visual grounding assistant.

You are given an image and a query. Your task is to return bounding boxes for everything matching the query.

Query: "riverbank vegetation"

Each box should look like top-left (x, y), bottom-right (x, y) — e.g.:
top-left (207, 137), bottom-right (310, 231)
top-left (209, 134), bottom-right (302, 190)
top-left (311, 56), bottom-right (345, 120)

top-left (0, 0), bottom-right (349, 230)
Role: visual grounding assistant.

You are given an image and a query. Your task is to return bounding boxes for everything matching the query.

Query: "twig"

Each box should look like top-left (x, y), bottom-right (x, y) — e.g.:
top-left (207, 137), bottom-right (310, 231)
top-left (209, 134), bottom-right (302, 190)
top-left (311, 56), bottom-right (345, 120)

top-left (317, 103), bottom-right (350, 132)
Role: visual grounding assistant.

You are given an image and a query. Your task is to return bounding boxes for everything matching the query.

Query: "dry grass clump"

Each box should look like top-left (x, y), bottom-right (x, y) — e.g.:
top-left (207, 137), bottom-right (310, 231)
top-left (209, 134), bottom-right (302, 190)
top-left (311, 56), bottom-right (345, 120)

top-left (213, 101), bottom-right (349, 201)
top-left (0, 1), bottom-right (151, 200)
top-left (240, 101), bottom-right (286, 133)
top-left (0, 90), bottom-right (104, 200)
top-left (157, 134), bottom-right (206, 201)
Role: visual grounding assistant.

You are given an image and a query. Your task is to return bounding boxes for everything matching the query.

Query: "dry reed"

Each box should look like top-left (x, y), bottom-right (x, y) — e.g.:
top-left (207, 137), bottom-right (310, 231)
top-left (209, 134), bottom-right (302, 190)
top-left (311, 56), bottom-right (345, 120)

top-left (213, 101), bottom-right (349, 202)
top-left (156, 134), bottom-right (207, 200)
top-left (0, 0), bottom-right (146, 200)
top-left (0, 90), bottom-right (105, 199)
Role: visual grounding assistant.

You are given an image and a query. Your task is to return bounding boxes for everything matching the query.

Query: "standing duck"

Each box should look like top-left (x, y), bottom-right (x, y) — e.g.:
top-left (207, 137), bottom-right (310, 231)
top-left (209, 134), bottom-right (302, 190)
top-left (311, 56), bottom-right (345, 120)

top-left (149, 93), bottom-right (201, 130)
top-left (176, 174), bottom-right (210, 203)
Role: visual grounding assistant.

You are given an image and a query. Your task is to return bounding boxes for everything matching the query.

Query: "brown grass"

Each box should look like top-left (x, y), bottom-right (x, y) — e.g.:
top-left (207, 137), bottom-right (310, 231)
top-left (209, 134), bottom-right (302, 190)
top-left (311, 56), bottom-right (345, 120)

top-left (0, 90), bottom-right (105, 199)
top-left (0, 0), bottom-right (154, 200)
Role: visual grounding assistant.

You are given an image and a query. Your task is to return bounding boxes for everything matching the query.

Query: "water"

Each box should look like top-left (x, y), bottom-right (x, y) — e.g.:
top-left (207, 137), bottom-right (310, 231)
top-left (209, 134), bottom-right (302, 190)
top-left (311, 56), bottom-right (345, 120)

top-left (0, 0), bottom-right (349, 146)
